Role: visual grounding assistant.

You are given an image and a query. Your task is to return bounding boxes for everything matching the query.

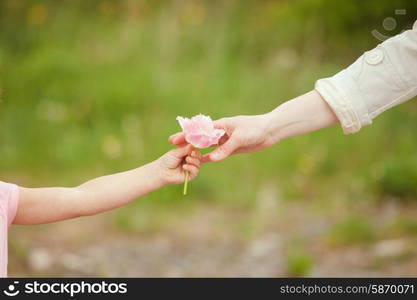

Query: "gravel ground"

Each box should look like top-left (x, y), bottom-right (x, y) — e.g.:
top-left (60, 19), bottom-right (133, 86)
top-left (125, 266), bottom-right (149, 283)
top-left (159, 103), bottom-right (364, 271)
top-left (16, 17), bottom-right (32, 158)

top-left (8, 201), bottom-right (417, 277)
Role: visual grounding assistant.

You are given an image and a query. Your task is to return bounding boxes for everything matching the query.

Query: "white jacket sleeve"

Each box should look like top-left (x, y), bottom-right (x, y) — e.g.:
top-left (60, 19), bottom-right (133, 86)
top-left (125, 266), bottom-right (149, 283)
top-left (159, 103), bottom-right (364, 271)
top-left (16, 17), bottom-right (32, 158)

top-left (315, 21), bottom-right (417, 134)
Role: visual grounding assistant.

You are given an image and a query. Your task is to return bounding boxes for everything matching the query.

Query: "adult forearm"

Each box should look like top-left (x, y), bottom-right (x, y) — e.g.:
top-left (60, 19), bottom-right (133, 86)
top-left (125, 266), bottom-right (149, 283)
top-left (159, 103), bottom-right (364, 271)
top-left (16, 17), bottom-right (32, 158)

top-left (266, 90), bottom-right (339, 143)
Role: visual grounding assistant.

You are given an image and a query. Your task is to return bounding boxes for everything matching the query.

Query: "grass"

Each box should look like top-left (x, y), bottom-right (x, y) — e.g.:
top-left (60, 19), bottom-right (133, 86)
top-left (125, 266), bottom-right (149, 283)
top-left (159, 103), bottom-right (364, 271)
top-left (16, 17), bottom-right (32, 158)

top-left (286, 251), bottom-right (314, 276)
top-left (389, 218), bottom-right (417, 237)
top-left (286, 238), bottom-right (314, 276)
top-left (327, 216), bottom-right (376, 246)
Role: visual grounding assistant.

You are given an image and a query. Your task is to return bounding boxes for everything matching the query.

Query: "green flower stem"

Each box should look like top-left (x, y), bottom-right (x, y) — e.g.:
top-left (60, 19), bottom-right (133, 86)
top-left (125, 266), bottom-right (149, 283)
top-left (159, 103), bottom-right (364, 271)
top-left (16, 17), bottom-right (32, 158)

top-left (183, 170), bottom-right (190, 195)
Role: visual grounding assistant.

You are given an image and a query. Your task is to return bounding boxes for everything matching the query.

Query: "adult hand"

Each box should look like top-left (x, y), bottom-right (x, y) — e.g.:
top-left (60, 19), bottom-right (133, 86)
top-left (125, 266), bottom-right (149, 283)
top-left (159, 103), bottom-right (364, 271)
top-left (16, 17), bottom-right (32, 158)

top-left (168, 91), bottom-right (339, 163)
top-left (168, 114), bottom-right (277, 162)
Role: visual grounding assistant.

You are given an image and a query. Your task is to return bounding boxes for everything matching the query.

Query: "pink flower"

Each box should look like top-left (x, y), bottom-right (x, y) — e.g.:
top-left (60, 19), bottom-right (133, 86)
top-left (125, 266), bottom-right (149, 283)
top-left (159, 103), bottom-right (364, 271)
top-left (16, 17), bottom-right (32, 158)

top-left (176, 114), bottom-right (225, 148)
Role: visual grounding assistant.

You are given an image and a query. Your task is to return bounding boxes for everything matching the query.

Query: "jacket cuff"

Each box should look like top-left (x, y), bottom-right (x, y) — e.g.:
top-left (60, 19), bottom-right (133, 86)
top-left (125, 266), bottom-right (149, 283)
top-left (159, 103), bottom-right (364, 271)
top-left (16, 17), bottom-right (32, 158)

top-left (315, 68), bottom-right (372, 134)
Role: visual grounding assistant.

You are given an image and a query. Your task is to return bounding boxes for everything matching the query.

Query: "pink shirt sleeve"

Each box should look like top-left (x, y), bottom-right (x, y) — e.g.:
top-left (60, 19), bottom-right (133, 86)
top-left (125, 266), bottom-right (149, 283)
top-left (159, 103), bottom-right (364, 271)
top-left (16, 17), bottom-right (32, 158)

top-left (0, 181), bottom-right (19, 278)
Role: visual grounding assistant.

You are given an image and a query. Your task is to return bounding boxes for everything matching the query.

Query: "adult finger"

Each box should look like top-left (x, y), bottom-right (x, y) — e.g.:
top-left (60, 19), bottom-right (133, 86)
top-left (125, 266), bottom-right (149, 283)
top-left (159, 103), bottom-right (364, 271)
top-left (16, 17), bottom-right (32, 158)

top-left (201, 154), bottom-right (213, 163)
top-left (207, 136), bottom-right (240, 162)
top-left (212, 118), bottom-right (227, 130)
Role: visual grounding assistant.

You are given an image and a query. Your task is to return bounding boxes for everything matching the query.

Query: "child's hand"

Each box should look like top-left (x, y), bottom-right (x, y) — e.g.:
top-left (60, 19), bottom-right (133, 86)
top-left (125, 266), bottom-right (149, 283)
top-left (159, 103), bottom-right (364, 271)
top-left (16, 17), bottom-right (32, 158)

top-left (156, 144), bottom-right (202, 185)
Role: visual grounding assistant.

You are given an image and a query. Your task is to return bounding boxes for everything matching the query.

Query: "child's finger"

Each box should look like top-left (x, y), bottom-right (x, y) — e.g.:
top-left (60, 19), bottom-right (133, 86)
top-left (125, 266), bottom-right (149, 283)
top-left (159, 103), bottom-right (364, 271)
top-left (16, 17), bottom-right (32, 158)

top-left (191, 150), bottom-right (202, 159)
top-left (176, 142), bottom-right (189, 148)
top-left (183, 164), bottom-right (199, 178)
top-left (168, 132), bottom-right (186, 145)
top-left (186, 156), bottom-right (200, 168)
top-left (169, 144), bottom-right (193, 159)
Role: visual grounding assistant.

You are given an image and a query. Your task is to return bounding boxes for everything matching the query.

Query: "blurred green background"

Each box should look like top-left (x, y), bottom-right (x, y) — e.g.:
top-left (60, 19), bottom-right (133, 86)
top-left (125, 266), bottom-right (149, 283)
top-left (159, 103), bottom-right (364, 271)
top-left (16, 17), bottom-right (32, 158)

top-left (1, 0), bottom-right (417, 276)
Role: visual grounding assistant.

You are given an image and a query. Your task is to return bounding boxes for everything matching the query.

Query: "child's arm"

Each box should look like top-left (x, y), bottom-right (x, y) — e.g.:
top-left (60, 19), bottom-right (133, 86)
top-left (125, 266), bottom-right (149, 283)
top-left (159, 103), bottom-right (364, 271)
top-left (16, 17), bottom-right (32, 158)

top-left (14, 145), bottom-right (200, 225)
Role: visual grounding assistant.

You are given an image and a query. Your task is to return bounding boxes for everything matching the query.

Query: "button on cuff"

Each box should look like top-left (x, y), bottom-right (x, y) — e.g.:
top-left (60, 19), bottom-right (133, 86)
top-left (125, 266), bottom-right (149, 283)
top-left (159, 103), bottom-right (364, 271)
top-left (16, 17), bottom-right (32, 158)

top-left (365, 49), bottom-right (384, 65)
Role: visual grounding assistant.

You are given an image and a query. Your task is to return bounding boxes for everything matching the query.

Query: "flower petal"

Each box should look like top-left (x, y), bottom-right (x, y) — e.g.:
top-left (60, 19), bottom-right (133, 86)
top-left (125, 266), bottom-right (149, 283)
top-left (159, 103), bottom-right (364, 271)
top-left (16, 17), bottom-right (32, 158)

top-left (185, 134), bottom-right (213, 148)
top-left (214, 129), bottom-right (225, 139)
top-left (191, 114), bottom-right (214, 133)
top-left (176, 116), bottom-right (190, 131)
top-left (177, 114), bottom-right (225, 148)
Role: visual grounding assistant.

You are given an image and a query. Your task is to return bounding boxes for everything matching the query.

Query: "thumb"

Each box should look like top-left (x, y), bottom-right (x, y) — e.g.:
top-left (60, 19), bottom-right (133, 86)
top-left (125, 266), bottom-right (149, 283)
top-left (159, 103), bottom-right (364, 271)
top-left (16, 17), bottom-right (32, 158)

top-left (209, 137), bottom-right (240, 162)
top-left (169, 144), bottom-right (193, 159)
top-left (168, 132), bottom-right (186, 146)
top-left (161, 144), bottom-right (194, 169)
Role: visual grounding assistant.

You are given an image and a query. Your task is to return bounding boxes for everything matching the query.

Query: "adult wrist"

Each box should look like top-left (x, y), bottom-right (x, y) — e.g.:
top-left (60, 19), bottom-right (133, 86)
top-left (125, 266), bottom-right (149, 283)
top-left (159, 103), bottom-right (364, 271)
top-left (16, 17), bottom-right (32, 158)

top-left (263, 109), bottom-right (285, 145)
